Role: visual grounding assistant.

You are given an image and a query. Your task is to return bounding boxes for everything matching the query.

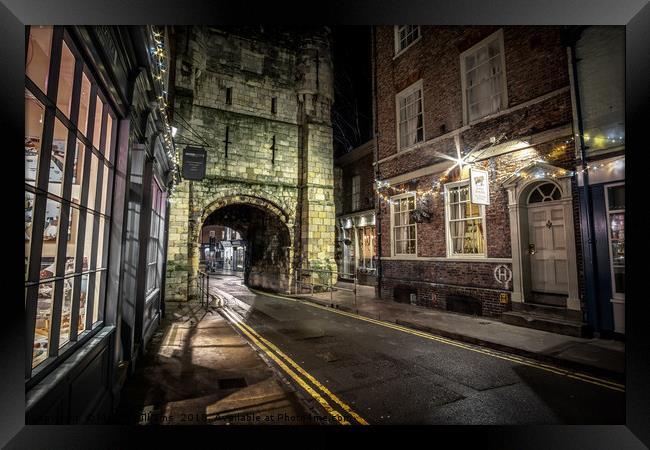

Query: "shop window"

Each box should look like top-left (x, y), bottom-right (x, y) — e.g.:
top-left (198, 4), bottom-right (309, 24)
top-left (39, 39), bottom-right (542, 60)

top-left (445, 181), bottom-right (486, 256)
top-left (24, 27), bottom-right (118, 377)
top-left (606, 184), bottom-right (625, 297)
top-left (26, 26), bottom-right (53, 94)
top-left (78, 73), bottom-right (91, 137)
top-left (460, 29), bottom-right (507, 124)
top-left (56, 42), bottom-right (75, 118)
top-left (396, 81), bottom-right (424, 150)
top-left (25, 90), bottom-right (45, 187)
top-left (92, 96), bottom-right (103, 150)
top-left (25, 191), bottom-right (36, 280)
top-left (40, 198), bottom-right (61, 280)
top-left (360, 226), bottom-right (376, 271)
top-left (391, 193), bottom-right (417, 255)
top-left (48, 119), bottom-right (68, 197)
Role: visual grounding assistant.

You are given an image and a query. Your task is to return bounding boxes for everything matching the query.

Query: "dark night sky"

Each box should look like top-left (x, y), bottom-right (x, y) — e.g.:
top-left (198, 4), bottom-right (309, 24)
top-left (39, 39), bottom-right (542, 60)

top-left (330, 26), bottom-right (373, 158)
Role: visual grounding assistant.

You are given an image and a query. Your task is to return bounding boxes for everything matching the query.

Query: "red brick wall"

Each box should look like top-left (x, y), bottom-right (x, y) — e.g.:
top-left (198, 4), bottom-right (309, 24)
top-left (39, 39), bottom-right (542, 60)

top-left (339, 152), bottom-right (375, 214)
top-left (374, 26), bottom-right (582, 315)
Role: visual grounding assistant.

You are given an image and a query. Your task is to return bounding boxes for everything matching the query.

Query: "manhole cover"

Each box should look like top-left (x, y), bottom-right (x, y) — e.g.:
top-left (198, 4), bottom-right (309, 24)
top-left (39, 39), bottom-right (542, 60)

top-left (218, 378), bottom-right (248, 389)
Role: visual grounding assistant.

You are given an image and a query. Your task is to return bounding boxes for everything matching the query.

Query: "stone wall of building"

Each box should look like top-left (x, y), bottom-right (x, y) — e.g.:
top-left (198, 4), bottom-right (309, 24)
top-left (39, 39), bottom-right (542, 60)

top-left (165, 26), bottom-right (336, 301)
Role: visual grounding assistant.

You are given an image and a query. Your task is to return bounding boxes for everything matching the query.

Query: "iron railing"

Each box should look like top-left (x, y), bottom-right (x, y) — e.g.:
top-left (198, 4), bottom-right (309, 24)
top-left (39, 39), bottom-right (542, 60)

top-left (196, 270), bottom-right (227, 308)
top-left (294, 267), bottom-right (358, 308)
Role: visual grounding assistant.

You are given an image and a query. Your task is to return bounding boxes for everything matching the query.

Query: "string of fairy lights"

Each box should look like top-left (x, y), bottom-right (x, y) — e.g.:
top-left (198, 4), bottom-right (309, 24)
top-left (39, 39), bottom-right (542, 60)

top-left (150, 26), bottom-right (181, 198)
top-left (375, 133), bottom-right (624, 205)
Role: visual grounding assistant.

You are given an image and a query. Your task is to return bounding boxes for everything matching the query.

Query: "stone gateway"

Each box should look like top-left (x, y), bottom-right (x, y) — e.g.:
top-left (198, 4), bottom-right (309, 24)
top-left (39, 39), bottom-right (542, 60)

top-left (165, 26), bottom-right (336, 301)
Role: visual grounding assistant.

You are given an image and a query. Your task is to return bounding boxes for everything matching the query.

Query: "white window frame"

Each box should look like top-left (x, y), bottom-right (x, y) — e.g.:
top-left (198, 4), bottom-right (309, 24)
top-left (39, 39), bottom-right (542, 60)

top-left (444, 180), bottom-right (487, 258)
top-left (395, 79), bottom-right (425, 152)
top-left (390, 192), bottom-right (418, 257)
top-left (604, 182), bottom-right (625, 300)
top-left (394, 25), bottom-right (422, 57)
top-left (459, 29), bottom-right (508, 125)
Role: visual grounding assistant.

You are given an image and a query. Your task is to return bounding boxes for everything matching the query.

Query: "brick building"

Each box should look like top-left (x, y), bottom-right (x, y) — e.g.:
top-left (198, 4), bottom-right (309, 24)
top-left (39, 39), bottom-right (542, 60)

top-left (334, 139), bottom-right (377, 285)
top-left (372, 26), bottom-right (588, 335)
top-left (164, 26), bottom-right (336, 299)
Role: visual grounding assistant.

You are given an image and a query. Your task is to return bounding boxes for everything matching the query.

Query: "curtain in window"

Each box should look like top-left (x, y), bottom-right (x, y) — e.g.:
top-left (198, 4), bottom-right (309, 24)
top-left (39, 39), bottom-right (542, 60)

top-left (466, 40), bottom-right (503, 121)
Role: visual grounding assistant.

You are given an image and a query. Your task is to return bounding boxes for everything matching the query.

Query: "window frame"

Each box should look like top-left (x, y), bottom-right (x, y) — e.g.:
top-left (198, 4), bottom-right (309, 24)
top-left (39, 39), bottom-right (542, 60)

top-left (25, 26), bottom-right (117, 384)
top-left (604, 182), bottom-right (625, 300)
top-left (395, 79), bottom-right (425, 152)
top-left (444, 179), bottom-right (487, 258)
top-left (351, 174), bottom-right (361, 211)
top-left (393, 25), bottom-right (422, 57)
top-left (390, 192), bottom-right (418, 257)
top-left (459, 28), bottom-right (508, 125)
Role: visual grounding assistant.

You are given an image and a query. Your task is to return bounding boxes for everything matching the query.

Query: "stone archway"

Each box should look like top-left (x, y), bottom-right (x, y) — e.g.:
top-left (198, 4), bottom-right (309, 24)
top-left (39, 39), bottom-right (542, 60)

top-left (192, 195), bottom-right (295, 293)
top-left (503, 162), bottom-right (581, 311)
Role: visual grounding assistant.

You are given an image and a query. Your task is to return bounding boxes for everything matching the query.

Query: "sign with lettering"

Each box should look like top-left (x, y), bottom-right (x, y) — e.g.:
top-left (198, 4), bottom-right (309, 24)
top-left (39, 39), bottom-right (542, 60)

top-left (499, 292), bottom-right (510, 304)
top-left (182, 147), bottom-right (207, 181)
top-left (493, 264), bottom-right (512, 290)
top-left (470, 168), bottom-right (490, 205)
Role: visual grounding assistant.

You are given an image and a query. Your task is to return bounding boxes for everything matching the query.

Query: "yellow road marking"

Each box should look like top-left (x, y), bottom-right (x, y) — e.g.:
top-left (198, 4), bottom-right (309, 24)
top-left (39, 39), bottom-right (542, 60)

top-left (230, 310), bottom-right (369, 425)
top-left (249, 288), bottom-right (625, 393)
top-left (219, 308), bottom-right (357, 425)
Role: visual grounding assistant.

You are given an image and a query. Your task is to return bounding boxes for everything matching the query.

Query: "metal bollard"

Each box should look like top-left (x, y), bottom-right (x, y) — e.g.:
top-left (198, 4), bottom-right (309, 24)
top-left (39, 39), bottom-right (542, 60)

top-left (206, 273), bottom-right (210, 306)
top-left (354, 276), bottom-right (358, 309)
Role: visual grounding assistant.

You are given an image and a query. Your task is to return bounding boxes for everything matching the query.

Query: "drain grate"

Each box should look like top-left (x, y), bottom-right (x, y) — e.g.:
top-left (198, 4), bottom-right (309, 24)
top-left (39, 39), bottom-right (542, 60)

top-left (218, 377), bottom-right (248, 389)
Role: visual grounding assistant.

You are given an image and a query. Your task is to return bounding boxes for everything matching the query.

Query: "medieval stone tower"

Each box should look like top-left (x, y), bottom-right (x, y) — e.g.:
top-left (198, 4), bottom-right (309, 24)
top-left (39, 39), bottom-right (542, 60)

top-left (165, 26), bottom-right (336, 301)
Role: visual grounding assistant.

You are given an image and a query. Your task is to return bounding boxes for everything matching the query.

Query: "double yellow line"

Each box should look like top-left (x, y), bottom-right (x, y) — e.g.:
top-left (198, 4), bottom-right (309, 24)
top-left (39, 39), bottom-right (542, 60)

top-left (219, 307), bottom-right (369, 425)
top-left (250, 289), bottom-right (626, 393)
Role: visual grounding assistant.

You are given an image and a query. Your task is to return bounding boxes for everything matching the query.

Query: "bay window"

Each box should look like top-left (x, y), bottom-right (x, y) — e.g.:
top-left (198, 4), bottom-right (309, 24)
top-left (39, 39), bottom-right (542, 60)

top-left (25, 26), bottom-right (117, 377)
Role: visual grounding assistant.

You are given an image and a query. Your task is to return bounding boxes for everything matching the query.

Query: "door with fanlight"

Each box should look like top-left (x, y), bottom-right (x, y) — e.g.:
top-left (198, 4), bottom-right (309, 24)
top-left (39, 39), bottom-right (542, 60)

top-left (527, 183), bottom-right (569, 296)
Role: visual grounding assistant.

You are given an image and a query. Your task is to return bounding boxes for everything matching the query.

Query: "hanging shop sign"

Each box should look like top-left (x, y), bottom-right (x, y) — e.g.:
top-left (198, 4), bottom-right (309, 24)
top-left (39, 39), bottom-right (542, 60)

top-left (470, 168), bottom-right (490, 205)
top-left (182, 146), bottom-right (207, 181)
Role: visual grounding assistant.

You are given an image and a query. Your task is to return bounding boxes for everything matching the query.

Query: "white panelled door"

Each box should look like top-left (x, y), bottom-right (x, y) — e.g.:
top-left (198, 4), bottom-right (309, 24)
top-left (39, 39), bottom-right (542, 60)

top-left (527, 202), bottom-right (569, 294)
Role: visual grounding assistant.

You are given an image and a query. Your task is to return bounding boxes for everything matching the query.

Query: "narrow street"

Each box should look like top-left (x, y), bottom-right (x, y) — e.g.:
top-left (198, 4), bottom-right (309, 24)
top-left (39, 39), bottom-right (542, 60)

top-left (210, 274), bottom-right (625, 425)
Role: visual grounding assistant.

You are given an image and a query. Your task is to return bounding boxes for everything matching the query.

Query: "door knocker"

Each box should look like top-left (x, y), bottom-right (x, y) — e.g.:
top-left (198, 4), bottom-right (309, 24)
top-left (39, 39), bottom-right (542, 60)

top-left (546, 220), bottom-right (553, 229)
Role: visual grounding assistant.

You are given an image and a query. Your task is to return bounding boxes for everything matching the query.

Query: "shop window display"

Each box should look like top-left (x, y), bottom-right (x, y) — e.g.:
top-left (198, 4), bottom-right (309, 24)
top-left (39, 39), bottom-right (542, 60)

top-left (25, 27), bottom-right (116, 374)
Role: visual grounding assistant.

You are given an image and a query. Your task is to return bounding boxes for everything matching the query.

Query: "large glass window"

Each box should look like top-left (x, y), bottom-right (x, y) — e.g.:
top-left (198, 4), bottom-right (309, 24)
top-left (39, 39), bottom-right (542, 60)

top-left (25, 28), bottom-right (117, 375)
top-left (392, 194), bottom-right (417, 255)
top-left (461, 29), bottom-right (507, 123)
top-left (445, 181), bottom-right (486, 256)
top-left (396, 81), bottom-right (424, 150)
top-left (606, 183), bottom-right (624, 297)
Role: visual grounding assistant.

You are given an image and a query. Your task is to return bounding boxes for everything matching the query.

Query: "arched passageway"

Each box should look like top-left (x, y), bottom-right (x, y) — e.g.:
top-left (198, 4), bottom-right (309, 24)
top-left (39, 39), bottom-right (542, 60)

top-left (201, 203), bottom-right (292, 292)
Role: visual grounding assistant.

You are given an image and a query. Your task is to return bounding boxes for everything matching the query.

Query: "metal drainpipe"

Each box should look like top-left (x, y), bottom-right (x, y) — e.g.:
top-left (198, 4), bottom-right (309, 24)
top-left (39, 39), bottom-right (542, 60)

top-left (568, 34), bottom-right (600, 331)
top-left (371, 26), bottom-right (382, 298)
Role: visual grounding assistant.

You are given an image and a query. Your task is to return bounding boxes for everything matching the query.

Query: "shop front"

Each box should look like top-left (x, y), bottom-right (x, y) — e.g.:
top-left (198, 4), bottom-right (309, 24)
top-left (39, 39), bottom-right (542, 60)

top-left (337, 210), bottom-right (377, 285)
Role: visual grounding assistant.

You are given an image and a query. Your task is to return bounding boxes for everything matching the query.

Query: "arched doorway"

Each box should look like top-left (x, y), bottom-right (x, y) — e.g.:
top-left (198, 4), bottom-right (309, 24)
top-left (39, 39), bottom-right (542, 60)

top-left (197, 197), bottom-right (293, 292)
top-left (503, 162), bottom-right (580, 312)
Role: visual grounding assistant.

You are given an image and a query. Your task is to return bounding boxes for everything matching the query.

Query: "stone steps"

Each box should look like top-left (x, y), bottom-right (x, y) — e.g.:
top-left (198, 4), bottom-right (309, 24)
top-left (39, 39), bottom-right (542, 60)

top-left (501, 309), bottom-right (589, 337)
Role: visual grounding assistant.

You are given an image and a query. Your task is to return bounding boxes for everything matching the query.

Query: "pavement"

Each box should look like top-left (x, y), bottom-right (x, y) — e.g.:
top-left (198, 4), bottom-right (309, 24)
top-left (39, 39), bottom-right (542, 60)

top-left (288, 281), bottom-right (625, 381)
top-left (113, 301), bottom-right (317, 425)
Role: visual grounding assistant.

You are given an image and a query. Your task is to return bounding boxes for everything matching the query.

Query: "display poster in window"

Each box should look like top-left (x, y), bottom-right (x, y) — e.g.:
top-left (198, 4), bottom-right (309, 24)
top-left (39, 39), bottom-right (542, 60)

top-left (182, 146), bottom-right (207, 181)
top-left (469, 168), bottom-right (490, 205)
